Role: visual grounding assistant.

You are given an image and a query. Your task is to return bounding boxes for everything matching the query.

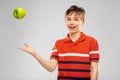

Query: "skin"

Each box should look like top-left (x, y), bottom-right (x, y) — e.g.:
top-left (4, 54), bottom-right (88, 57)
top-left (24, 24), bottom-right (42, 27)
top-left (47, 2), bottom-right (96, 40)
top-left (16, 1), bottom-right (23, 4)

top-left (65, 13), bottom-right (84, 42)
top-left (18, 12), bottom-right (98, 80)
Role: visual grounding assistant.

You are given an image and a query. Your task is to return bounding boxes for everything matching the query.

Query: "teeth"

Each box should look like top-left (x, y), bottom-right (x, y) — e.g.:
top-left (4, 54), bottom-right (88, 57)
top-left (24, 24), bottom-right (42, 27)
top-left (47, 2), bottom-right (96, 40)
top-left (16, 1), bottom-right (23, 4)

top-left (69, 26), bottom-right (75, 28)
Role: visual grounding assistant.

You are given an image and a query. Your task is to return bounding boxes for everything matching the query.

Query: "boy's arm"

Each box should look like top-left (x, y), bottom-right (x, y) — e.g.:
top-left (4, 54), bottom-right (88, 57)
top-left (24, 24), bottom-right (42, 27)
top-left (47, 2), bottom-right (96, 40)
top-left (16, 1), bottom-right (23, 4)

top-left (32, 54), bottom-right (57, 72)
top-left (91, 62), bottom-right (99, 80)
top-left (18, 43), bottom-right (57, 72)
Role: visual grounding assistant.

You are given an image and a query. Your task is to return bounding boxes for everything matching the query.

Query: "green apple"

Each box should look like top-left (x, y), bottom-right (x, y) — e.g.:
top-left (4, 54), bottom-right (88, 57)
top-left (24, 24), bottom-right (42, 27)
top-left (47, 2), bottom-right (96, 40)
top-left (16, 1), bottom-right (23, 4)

top-left (13, 7), bottom-right (26, 19)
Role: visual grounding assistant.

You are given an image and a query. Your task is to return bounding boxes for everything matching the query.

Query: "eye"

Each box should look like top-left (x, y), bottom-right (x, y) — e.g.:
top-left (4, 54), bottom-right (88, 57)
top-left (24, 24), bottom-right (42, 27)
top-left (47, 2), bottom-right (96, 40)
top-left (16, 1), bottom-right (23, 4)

top-left (66, 18), bottom-right (71, 21)
top-left (74, 18), bottom-right (79, 21)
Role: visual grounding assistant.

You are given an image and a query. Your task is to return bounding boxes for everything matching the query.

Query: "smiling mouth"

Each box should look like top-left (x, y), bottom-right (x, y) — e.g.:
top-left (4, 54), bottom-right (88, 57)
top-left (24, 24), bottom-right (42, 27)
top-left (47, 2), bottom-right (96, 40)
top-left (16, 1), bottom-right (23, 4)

top-left (68, 26), bottom-right (76, 29)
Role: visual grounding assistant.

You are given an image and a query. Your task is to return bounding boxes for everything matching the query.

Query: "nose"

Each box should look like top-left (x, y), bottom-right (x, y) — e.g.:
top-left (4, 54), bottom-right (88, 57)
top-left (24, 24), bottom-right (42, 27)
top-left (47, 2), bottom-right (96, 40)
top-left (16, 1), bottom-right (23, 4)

top-left (70, 20), bottom-right (74, 25)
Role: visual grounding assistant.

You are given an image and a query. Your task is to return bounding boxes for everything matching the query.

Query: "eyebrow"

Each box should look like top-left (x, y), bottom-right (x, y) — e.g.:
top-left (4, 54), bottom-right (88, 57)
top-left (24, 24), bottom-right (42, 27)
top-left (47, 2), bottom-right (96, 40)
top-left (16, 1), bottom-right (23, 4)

top-left (66, 16), bottom-right (80, 18)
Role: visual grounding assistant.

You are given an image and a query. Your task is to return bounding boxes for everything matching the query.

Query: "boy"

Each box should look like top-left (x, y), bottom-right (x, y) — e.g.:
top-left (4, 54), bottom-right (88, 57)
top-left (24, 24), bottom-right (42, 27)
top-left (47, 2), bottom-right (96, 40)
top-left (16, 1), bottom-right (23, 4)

top-left (19, 5), bottom-right (100, 80)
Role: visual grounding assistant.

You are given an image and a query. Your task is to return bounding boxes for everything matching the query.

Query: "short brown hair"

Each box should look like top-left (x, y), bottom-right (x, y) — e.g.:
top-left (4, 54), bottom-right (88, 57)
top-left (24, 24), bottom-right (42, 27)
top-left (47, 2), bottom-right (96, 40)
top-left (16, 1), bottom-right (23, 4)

top-left (65, 5), bottom-right (85, 20)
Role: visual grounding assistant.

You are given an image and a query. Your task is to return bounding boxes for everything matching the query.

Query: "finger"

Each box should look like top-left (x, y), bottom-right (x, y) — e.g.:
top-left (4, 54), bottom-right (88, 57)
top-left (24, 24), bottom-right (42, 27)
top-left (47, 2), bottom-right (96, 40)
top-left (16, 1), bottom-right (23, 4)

top-left (25, 43), bottom-right (30, 47)
top-left (18, 47), bottom-right (25, 51)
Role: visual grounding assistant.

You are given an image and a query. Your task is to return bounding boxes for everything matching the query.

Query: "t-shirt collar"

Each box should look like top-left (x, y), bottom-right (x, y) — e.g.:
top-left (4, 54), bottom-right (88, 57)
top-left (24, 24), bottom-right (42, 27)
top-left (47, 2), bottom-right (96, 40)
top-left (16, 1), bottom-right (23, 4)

top-left (65, 32), bottom-right (86, 42)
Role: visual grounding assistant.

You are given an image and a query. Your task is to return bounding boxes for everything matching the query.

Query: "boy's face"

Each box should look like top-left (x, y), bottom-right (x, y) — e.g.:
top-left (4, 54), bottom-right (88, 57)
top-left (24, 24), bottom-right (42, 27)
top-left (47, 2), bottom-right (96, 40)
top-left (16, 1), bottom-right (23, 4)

top-left (65, 13), bottom-right (84, 34)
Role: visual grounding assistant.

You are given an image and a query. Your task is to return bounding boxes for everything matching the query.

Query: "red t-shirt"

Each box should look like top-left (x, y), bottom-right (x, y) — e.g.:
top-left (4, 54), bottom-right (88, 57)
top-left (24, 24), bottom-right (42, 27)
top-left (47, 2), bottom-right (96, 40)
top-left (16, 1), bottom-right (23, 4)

top-left (51, 32), bottom-right (100, 80)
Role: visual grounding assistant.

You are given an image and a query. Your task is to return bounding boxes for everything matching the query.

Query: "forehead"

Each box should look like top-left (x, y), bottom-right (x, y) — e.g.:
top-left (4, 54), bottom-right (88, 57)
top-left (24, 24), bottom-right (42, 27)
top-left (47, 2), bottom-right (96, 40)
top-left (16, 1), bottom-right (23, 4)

top-left (65, 12), bottom-right (81, 18)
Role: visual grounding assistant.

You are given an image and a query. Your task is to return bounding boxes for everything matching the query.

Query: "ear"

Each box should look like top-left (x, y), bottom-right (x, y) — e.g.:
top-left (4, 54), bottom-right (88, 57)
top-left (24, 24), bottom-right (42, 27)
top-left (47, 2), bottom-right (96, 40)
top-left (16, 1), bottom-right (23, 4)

top-left (81, 19), bottom-right (85, 26)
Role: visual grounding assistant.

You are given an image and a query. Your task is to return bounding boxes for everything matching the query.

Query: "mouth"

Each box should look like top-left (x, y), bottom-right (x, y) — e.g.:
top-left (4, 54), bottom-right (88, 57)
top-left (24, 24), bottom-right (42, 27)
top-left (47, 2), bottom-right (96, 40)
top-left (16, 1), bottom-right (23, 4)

top-left (68, 26), bottom-right (76, 29)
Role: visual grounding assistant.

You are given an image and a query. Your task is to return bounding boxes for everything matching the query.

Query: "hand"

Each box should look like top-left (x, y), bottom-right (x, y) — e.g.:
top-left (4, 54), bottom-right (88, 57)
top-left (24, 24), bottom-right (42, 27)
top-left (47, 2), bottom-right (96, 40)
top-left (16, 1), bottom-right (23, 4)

top-left (18, 43), bottom-right (36, 56)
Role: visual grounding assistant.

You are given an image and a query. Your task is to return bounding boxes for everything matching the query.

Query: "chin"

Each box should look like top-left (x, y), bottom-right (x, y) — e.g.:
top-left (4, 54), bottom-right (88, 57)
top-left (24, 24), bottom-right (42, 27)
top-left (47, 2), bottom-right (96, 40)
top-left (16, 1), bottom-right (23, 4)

top-left (69, 30), bottom-right (80, 34)
top-left (69, 31), bottom-right (76, 34)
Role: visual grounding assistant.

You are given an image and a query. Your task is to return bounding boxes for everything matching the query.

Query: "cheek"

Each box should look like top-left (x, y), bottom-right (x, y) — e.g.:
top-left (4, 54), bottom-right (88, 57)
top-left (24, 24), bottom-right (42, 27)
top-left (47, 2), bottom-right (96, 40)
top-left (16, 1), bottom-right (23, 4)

top-left (77, 21), bottom-right (83, 26)
top-left (65, 21), bottom-right (69, 26)
top-left (74, 22), bottom-right (80, 26)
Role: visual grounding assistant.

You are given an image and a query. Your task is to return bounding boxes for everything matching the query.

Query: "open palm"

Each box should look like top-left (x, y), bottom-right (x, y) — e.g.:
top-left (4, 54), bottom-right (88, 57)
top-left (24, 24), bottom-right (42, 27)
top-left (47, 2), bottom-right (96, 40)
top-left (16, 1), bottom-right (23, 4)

top-left (18, 43), bottom-right (36, 56)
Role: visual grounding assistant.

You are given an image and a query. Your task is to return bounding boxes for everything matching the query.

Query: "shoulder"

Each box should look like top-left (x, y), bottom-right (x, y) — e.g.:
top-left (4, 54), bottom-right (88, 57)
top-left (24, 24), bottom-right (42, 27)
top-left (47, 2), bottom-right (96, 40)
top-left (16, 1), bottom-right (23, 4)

top-left (83, 33), bottom-right (99, 45)
top-left (54, 37), bottom-right (66, 46)
top-left (55, 38), bottom-right (66, 44)
top-left (85, 34), bottom-right (98, 42)
top-left (53, 38), bottom-right (66, 48)
top-left (86, 36), bottom-right (99, 48)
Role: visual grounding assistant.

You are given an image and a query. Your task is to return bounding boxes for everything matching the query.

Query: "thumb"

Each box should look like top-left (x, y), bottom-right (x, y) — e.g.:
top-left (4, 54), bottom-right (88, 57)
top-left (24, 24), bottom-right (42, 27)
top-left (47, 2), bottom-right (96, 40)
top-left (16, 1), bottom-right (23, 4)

top-left (25, 43), bottom-right (29, 47)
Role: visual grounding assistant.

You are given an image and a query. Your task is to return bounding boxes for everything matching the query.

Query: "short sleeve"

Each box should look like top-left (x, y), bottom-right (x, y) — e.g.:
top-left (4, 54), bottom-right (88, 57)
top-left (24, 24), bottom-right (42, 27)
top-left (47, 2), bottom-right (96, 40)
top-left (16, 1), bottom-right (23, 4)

top-left (50, 41), bottom-right (59, 61)
top-left (89, 38), bottom-right (100, 62)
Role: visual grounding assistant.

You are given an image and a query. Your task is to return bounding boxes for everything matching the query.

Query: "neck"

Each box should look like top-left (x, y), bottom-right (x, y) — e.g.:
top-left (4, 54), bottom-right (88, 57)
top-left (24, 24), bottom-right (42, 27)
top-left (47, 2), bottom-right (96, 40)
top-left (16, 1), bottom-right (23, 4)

top-left (69, 31), bottom-right (81, 42)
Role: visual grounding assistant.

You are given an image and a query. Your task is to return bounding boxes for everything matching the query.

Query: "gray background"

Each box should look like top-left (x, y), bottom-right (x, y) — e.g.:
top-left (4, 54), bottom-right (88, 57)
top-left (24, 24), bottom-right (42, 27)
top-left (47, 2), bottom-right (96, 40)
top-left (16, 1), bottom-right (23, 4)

top-left (0, 0), bottom-right (120, 80)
